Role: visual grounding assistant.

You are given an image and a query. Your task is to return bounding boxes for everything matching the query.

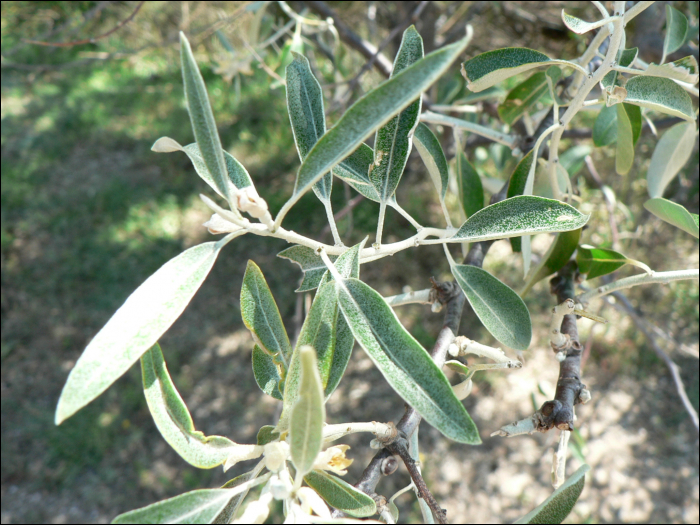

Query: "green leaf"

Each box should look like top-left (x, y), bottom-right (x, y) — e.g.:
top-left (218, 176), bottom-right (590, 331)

top-left (498, 68), bottom-right (560, 125)
top-left (281, 241), bottom-right (364, 429)
top-left (664, 5), bottom-right (689, 58)
top-left (112, 477), bottom-right (269, 525)
top-left (335, 277), bottom-right (480, 443)
top-left (332, 143), bottom-right (376, 198)
top-left (295, 282), bottom-right (341, 393)
top-left (332, 143), bottom-right (406, 214)
top-left (456, 150), bottom-right (484, 219)
top-left (113, 489), bottom-right (232, 524)
top-left (645, 56), bottom-right (699, 84)
top-left (615, 103), bottom-right (636, 175)
top-left (317, 241), bottom-right (364, 399)
top-left (592, 105), bottom-right (618, 147)
top-left (451, 265), bottom-right (531, 350)
top-left (560, 145), bottom-right (592, 178)
top-left (286, 52), bottom-right (332, 202)
top-left (507, 151), bottom-right (535, 252)
top-left (520, 229), bottom-right (581, 296)
top-left (624, 76), bottom-right (695, 121)
top-left (562, 11), bottom-right (613, 34)
top-left (277, 245), bottom-right (338, 293)
top-left (180, 33), bottom-right (233, 205)
top-left (577, 245), bottom-right (652, 279)
top-left (370, 26), bottom-right (424, 202)
top-left (213, 472), bottom-right (256, 524)
top-left (646, 122), bottom-right (698, 198)
top-left (240, 260), bottom-right (293, 368)
top-left (515, 464), bottom-right (590, 524)
top-left (275, 29), bottom-right (472, 225)
top-left (462, 48), bottom-right (579, 92)
top-left (414, 123), bottom-right (449, 201)
top-left (151, 138), bottom-right (253, 200)
top-left (141, 344), bottom-right (241, 468)
top-left (56, 235), bottom-right (235, 425)
top-left (304, 470), bottom-right (376, 517)
top-left (601, 48), bottom-right (638, 91)
top-left (445, 360), bottom-right (470, 376)
top-left (445, 196), bottom-right (589, 243)
top-left (252, 345), bottom-right (283, 400)
top-left (644, 198), bottom-right (700, 238)
top-left (256, 425), bottom-right (281, 446)
top-left (290, 347), bottom-right (325, 477)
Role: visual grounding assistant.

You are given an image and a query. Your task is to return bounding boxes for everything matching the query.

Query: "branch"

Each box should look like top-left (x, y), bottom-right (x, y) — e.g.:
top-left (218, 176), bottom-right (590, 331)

top-left (332, 1), bottom-right (430, 107)
top-left (304, 1), bottom-right (393, 77)
top-left (541, 262), bottom-right (587, 432)
top-left (461, 117), bottom-right (683, 150)
top-left (492, 262), bottom-right (590, 438)
top-left (385, 438), bottom-right (447, 524)
top-left (576, 269), bottom-right (700, 304)
top-left (350, 192), bottom-right (512, 520)
top-left (22, 1), bottom-right (145, 47)
top-left (606, 292), bottom-right (699, 433)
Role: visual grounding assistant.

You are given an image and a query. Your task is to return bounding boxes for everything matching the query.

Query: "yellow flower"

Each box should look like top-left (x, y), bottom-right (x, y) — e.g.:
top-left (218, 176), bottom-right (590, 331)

top-left (312, 444), bottom-right (353, 476)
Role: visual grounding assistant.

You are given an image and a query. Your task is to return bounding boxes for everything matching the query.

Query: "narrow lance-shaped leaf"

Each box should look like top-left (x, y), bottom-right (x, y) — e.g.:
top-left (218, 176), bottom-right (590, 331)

top-left (601, 48), bottom-right (638, 92)
top-left (623, 76), bottom-right (695, 121)
top-left (279, 241), bottom-right (364, 430)
top-left (290, 347), bottom-right (325, 478)
top-left (520, 229), bottom-right (581, 296)
top-left (141, 344), bottom-right (250, 468)
top-left (332, 143), bottom-right (405, 215)
top-left (370, 26), bottom-right (424, 201)
top-left (615, 103), bottom-right (637, 175)
top-left (317, 240), bottom-right (364, 399)
top-left (414, 123), bottom-right (448, 201)
top-left (55, 233), bottom-right (238, 425)
top-left (274, 27), bottom-right (473, 227)
top-left (592, 104), bottom-right (618, 147)
top-left (212, 471), bottom-right (256, 525)
top-left (451, 265), bottom-right (532, 350)
top-left (332, 275), bottom-right (480, 444)
top-left (152, 137), bottom-right (253, 201)
top-left (561, 9), bottom-right (610, 35)
top-left (515, 464), bottom-right (590, 524)
top-left (562, 11), bottom-right (616, 34)
top-left (559, 145), bottom-right (592, 179)
top-left (644, 56), bottom-right (699, 84)
top-left (461, 47), bottom-right (583, 92)
top-left (644, 198), bottom-right (699, 238)
top-left (304, 470), bottom-right (376, 518)
top-left (663, 5), bottom-right (689, 59)
top-left (498, 67), bottom-right (561, 125)
top-left (577, 245), bottom-right (652, 280)
top-left (112, 475), bottom-right (270, 525)
top-left (252, 345), bottom-right (283, 400)
top-left (240, 260), bottom-right (293, 369)
top-left (180, 32), bottom-right (233, 205)
top-left (422, 196), bottom-right (589, 244)
top-left (277, 245), bottom-right (338, 293)
top-left (506, 151), bottom-right (535, 252)
top-left (286, 53), bottom-right (332, 203)
top-left (456, 150), bottom-right (484, 219)
top-left (293, 282), bottom-right (340, 394)
top-left (646, 122), bottom-right (697, 198)
top-left (413, 122), bottom-right (451, 226)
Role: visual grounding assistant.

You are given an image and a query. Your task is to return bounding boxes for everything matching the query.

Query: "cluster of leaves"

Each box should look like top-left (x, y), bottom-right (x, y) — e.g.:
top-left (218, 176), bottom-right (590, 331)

top-left (53, 3), bottom-right (698, 523)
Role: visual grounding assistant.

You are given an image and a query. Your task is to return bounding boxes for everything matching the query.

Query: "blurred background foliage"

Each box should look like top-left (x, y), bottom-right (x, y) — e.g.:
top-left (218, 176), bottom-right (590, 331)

top-left (1, 1), bottom-right (698, 523)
